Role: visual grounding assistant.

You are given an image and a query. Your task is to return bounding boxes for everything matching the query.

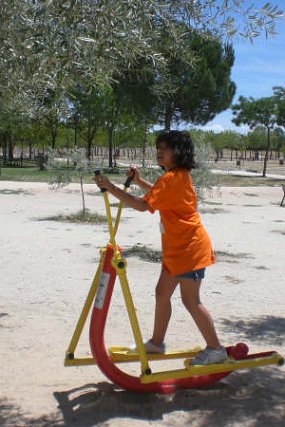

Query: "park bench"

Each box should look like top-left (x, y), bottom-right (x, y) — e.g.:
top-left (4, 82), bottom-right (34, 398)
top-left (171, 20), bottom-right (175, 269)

top-left (281, 184), bottom-right (285, 207)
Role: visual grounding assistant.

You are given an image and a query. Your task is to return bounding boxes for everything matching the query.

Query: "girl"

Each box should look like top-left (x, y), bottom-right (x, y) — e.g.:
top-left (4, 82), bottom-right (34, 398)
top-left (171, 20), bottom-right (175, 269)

top-left (94, 130), bottom-right (227, 365)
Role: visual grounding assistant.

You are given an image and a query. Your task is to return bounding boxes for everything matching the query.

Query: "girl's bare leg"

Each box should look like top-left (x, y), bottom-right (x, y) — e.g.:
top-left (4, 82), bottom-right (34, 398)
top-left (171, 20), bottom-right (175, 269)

top-left (151, 269), bottom-right (179, 346)
top-left (179, 279), bottom-right (221, 348)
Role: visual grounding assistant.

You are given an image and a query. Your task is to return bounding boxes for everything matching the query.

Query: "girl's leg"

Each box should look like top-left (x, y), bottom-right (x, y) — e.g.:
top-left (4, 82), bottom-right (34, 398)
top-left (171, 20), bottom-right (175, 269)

top-left (179, 278), bottom-right (221, 348)
top-left (151, 269), bottom-right (179, 346)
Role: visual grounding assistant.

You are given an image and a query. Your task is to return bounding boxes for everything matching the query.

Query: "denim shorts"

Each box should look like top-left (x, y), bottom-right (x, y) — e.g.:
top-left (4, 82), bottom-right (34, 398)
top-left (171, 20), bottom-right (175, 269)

top-left (176, 268), bottom-right (205, 280)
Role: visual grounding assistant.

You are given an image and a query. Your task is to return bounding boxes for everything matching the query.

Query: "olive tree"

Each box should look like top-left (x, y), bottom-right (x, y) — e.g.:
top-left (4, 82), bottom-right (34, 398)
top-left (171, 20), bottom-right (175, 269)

top-left (1, 1), bottom-right (282, 97)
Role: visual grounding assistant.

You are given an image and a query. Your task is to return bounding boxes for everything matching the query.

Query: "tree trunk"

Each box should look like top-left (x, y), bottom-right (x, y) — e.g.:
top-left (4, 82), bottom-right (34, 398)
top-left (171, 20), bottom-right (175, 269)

top-left (73, 112), bottom-right (79, 147)
top-left (142, 129), bottom-right (147, 167)
top-left (1, 135), bottom-right (7, 161)
top-left (87, 106), bottom-right (92, 161)
top-left (51, 123), bottom-right (57, 150)
top-left (8, 134), bottom-right (14, 161)
top-left (74, 125), bottom-right (78, 147)
top-left (262, 127), bottom-right (271, 177)
top-left (164, 103), bottom-right (173, 131)
top-left (80, 176), bottom-right (86, 215)
top-left (29, 143), bottom-right (33, 160)
top-left (108, 124), bottom-right (114, 168)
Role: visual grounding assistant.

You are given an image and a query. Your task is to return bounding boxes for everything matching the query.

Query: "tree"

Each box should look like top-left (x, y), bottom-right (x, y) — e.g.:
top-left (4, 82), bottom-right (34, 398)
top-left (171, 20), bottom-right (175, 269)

top-left (104, 63), bottom-right (158, 167)
top-left (155, 31), bottom-right (236, 129)
top-left (27, 86), bottom-right (68, 150)
top-left (1, 1), bottom-right (282, 99)
top-left (232, 96), bottom-right (278, 176)
top-left (68, 85), bottom-right (107, 160)
top-left (271, 127), bottom-right (285, 159)
top-left (244, 127), bottom-right (266, 160)
top-left (273, 86), bottom-right (285, 129)
top-left (47, 148), bottom-right (91, 215)
top-left (213, 131), bottom-right (245, 160)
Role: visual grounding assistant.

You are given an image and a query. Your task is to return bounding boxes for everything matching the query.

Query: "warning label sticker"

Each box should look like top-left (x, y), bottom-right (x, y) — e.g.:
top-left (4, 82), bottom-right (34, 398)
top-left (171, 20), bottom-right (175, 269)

top-left (94, 272), bottom-right (110, 309)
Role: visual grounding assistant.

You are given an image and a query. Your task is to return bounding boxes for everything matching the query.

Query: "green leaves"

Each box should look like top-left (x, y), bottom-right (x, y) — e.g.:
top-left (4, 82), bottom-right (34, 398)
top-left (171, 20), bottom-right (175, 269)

top-left (231, 94), bottom-right (284, 176)
top-left (232, 96), bottom-right (278, 129)
top-left (155, 31), bottom-right (236, 128)
top-left (1, 1), bottom-right (283, 98)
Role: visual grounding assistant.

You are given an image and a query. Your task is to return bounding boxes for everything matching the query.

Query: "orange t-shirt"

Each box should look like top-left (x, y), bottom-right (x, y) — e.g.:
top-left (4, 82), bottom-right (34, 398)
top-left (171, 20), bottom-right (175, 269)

top-left (143, 168), bottom-right (215, 276)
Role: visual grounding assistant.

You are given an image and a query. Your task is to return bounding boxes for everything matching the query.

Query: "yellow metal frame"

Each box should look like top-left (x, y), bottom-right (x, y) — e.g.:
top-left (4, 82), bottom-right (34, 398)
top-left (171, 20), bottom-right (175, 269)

top-left (64, 248), bottom-right (105, 366)
top-left (65, 185), bottom-right (151, 375)
top-left (65, 180), bottom-right (284, 382)
top-left (140, 352), bottom-right (283, 383)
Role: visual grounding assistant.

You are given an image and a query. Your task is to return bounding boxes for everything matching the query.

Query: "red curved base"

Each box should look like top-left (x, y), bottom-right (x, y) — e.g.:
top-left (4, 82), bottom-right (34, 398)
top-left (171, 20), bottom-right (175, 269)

top-left (89, 245), bottom-right (249, 394)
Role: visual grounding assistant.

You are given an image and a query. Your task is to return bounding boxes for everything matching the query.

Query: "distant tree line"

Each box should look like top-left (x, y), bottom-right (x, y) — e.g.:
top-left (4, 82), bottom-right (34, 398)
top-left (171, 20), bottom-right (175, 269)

top-left (232, 86), bottom-right (285, 175)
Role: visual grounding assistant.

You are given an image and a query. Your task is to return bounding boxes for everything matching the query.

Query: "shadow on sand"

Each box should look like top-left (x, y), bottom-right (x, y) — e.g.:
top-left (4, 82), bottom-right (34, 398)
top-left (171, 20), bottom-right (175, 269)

top-left (220, 315), bottom-right (285, 347)
top-left (0, 397), bottom-right (60, 427)
top-left (2, 316), bottom-right (284, 426)
top-left (53, 367), bottom-right (285, 427)
top-left (1, 366), bottom-right (285, 426)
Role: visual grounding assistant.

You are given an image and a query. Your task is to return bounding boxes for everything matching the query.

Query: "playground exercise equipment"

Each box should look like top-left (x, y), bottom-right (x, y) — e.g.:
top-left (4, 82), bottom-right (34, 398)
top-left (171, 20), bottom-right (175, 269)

top-left (64, 170), bottom-right (284, 394)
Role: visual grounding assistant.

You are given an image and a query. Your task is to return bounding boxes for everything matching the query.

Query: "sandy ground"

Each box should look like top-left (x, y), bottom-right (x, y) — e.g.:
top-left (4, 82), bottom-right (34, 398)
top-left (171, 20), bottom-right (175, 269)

top-left (1, 180), bottom-right (285, 427)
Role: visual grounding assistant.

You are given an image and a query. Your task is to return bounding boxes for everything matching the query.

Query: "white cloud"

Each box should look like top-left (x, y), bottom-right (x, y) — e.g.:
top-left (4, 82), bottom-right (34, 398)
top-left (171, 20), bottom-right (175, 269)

top-left (197, 123), bottom-right (225, 133)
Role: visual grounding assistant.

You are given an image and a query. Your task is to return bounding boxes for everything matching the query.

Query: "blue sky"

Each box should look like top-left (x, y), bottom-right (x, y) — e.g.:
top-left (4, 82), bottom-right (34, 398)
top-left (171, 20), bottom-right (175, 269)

top-left (199, 2), bottom-right (285, 134)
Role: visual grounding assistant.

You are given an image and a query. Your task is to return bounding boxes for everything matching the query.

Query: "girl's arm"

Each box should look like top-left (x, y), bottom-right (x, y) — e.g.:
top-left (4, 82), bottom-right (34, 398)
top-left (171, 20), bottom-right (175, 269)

top-left (94, 175), bottom-right (149, 212)
top-left (127, 166), bottom-right (153, 192)
top-left (135, 177), bottom-right (153, 192)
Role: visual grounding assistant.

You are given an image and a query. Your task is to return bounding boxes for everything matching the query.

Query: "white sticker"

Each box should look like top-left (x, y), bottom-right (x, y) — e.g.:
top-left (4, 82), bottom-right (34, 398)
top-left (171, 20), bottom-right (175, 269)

top-left (94, 272), bottom-right (110, 309)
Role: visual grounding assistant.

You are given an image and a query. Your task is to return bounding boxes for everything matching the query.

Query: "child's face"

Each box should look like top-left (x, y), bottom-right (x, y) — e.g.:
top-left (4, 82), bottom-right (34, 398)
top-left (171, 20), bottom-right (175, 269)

top-left (156, 141), bottom-right (176, 170)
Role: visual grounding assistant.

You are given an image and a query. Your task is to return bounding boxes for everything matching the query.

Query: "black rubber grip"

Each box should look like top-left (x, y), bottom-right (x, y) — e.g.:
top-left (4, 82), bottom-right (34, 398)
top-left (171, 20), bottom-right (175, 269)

top-left (94, 170), bottom-right (106, 192)
top-left (124, 174), bottom-right (134, 188)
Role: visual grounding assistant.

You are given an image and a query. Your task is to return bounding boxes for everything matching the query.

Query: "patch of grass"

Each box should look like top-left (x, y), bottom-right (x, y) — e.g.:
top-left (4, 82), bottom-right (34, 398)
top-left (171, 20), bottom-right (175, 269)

top-left (0, 188), bottom-right (34, 195)
top-left (223, 275), bottom-right (245, 284)
top-left (216, 174), bottom-right (285, 187)
top-left (122, 244), bottom-right (162, 263)
top-left (42, 211), bottom-right (109, 224)
top-left (215, 251), bottom-right (254, 263)
top-left (2, 165), bottom-right (284, 187)
top-left (0, 167), bottom-right (52, 182)
top-left (203, 201), bottom-right (223, 206)
top-left (242, 204), bottom-right (263, 207)
top-left (271, 229), bottom-right (285, 236)
top-left (0, 166), bottom-right (125, 184)
top-left (243, 192), bottom-right (259, 197)
top-left (199, 207), bottom-right (228, 214)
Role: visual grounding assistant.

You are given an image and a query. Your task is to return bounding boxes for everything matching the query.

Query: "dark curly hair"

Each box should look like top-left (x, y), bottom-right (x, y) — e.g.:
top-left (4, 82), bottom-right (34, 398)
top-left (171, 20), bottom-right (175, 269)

top-left (155, 130), bottom-right (196, 170)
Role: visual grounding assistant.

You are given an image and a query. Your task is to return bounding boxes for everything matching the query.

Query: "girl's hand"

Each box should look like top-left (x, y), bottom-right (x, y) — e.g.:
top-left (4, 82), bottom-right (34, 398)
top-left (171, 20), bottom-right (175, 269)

top-left (127, 166), bottom-right (140, 185)
top-left (94, 174), bottom-right (112, 191)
